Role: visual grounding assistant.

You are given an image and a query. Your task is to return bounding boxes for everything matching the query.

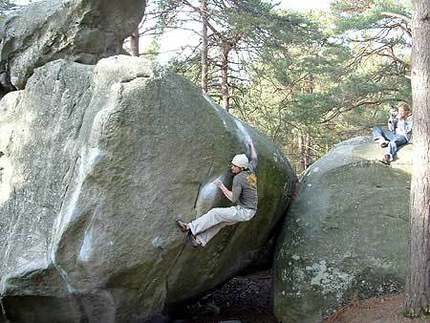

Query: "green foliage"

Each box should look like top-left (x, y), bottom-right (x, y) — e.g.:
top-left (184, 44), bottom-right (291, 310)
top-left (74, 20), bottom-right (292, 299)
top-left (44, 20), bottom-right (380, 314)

top-left (168, 55), bottom-right (202, 85)
top-left (140, 0), bottom-right (412, 174)
top-left (333, 0), bottom-right (410, 31)
top-left (143, 38), bottom-right (162, 63)
top-left (234, 3), bottom-right (411, 171)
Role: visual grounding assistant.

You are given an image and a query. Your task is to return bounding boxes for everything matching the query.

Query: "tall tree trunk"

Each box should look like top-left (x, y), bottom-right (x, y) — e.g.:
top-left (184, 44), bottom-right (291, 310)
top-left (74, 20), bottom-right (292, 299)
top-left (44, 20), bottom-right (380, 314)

top-left (304, 132), bottom-right (310, 169)
top-left (201, 0), bottom-right (209, 93)
top-left (404, 0), bottom-right (430, 317)
top-left (130, 27), bottom-right (140, 57)
top-left (298, 134), bottom-right (305, 172)
top-left (221, 42), bottom-right (231, 111)
top-left (298, 132), bottom-right (311, 172)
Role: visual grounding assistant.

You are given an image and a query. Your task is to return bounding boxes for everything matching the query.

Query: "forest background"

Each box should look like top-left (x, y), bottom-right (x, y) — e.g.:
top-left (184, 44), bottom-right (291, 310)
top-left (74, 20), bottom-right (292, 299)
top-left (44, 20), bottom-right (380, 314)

top-left (133, 0), bottom-right (412, 175)
top-left (0, 0), bottom-right (413, 175)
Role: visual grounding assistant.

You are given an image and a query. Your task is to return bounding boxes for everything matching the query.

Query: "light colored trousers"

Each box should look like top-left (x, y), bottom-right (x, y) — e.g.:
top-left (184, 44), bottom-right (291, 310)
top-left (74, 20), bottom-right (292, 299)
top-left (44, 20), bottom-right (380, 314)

top-left (188, 206), bottom-right (256, 246)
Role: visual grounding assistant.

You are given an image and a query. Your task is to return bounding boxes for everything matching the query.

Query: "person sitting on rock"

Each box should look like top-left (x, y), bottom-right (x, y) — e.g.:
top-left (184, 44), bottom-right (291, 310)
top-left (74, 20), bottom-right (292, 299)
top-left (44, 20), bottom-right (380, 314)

top-left (373, 101), bottom-right (412, 165)
top-left (176, 137), bottom-right (258, 247)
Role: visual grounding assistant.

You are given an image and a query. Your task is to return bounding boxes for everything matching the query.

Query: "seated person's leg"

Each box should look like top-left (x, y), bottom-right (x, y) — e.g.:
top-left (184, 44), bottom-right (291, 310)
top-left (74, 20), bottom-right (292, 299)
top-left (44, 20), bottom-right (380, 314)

top-left (386, 135), bottom-right (408, 159)
top-left (372, 126), bottom-right (384, 141)
top-left (373, 126), bottom-right (394, 142)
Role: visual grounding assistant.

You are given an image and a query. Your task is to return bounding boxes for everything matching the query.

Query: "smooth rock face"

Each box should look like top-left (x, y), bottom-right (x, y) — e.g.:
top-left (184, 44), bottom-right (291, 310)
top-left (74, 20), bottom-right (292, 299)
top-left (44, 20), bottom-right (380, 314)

top-left (0, 55), bottom-right (297, 323)
top-left (0, 0), bottom-right (146, 91)
top-left (273, 136), bottom-right (412, 323)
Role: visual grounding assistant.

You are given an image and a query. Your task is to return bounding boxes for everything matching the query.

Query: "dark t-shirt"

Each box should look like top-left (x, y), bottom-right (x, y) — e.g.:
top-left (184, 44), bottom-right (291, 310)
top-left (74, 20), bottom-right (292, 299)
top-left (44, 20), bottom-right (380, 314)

top-left (231, 159), bottom-right (258, 210)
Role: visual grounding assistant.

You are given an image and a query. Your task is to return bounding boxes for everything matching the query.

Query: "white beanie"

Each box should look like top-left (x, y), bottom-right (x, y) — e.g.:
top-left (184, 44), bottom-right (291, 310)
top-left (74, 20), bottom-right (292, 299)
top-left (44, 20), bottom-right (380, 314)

top-left (231, 154), bottom-right (249, 168)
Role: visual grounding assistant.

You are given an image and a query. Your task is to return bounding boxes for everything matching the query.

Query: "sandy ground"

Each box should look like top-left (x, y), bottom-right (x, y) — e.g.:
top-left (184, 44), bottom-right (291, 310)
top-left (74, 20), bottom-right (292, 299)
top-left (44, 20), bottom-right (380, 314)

top-left (323, 293), bottom-right (430, 323)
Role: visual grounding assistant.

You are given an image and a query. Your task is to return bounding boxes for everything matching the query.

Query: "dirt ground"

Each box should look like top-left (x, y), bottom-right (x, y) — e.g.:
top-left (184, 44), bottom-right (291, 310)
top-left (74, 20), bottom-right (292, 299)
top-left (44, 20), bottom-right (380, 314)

top-left (322, 293), bottom-right (430, 323)
top-left (174, 269), bottom-right (430, 323)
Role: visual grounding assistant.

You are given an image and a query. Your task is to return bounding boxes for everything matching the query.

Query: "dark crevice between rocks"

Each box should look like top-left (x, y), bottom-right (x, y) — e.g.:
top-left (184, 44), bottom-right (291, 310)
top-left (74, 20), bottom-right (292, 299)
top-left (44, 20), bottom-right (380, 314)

top-left (1, 295), bottom-right (92, 323)
top-left (0, 151), bottom-right (4, 184)
top-left (165, 267), bottom-right (276, 323)
top-left (193, 183), bottom-right (202, 210)
top-left (0, 61), bottom-right (17, 100)
top-left (0, 296), bottom-right (10, 323)
top-left (165, 237), bottom-right (279, 323)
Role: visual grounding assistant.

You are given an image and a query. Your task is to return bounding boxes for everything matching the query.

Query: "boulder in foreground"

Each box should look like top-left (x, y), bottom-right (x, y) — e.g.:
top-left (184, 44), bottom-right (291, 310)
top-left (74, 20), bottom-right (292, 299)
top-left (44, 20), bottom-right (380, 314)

top-left (274, 137), bottom-right (411, 323)
top-left (0, 55), bottom-right (297, 323)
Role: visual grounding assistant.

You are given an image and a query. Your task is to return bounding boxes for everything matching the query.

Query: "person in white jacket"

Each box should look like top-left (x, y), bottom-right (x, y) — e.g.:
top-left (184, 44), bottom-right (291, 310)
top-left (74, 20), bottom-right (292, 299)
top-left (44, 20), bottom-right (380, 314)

top-left (373, 102), bottom-right (412, 165)
top-left (176, 138), bottom-right (258, 247)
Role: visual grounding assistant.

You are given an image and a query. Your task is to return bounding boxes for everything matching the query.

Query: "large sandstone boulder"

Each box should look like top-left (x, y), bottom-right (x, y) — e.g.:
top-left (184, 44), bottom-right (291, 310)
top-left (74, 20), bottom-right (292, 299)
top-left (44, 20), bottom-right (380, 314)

top-left (0, 0), bottom-right (146, 93)
top-left (0, 55), bottom-right (296, 323)
top-left (273, 136), bottom-right (412, 323)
